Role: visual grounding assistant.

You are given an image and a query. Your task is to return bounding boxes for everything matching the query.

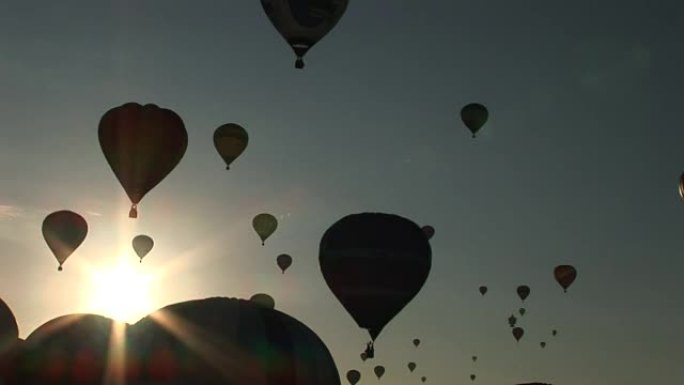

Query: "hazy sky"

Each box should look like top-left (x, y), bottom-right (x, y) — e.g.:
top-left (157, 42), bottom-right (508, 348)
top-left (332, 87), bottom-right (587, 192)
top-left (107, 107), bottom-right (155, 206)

top-left (0, 1), bottom-right (683, 384)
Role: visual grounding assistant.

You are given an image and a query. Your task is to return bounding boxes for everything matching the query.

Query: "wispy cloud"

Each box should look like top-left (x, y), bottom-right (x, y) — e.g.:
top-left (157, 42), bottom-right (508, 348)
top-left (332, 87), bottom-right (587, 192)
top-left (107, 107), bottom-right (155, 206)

top-left (0, 205), bottom-right (23, 220)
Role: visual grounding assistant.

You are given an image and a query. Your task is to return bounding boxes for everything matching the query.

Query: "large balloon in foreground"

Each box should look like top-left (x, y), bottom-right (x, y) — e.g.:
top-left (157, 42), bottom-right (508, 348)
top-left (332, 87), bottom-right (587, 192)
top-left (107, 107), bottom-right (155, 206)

top-left (512, 327), bottom-right (524, 342)
top-left (276, 254), bottom-right (293, 273)
top-left (132, 235), bottom-right (154, 262)
top-left (479, 286), bottom-right (487, 296)
top-left (373, 366), bottom-right (385, 379)
top-left (517, 285), bottom-right (530, 301)
top-left (0, 298), bottom-right (18, 352)
top-left (99, 102), bottom-right (188, 218)
top-left (461, 103), bottom-right (488, 138)
top-left (319, 213), bottom-right (432, 342)
top-left (346, 370), bottom-right (360, 385)
top-left (261, 0), bottom-right (350, 69)
top-left (213, 123), bottom-right (248, 170)
top-left (554, 265), bottom-right (577, 292)
top-left (253, 213), bottom-right (278, 245)
top-left (42, 210), bottom-right (88, 271)
top-left (408, 362), bottom-right (416, 372)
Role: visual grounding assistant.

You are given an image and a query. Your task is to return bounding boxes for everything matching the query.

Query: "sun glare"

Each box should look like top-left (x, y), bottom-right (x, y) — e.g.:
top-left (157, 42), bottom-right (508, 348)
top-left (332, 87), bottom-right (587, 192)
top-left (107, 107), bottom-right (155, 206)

top-left (88, 259), bottom-right (154, 323)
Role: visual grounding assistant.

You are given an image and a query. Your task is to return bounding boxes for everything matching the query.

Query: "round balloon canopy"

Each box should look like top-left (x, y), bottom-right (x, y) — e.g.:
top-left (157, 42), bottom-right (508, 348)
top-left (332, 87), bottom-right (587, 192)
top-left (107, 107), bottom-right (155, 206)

top-left (214, 123), bottom-right (248, 170)
top-left (261, 0), bottom-right (350, 68)
top-left (42, 210), bottom-right (88, 271)
top-left (250, 293), bottom-right (276, 309)
top-left (516, 285), bottom-right (530, 301)
top-left (346, 370), bottom-right (360, 385)
top-left (373, 365), bottom-right (385, 379)
top-left (478, 286), bottom-right (487, 296)
top-left (276, 254), bottom-right (293, 273)
top-left (319, 213), bottom-right (432, 342)
top-left (554, 265), bottom-right (577, 292)
top-left (460, 103), bottom-right (488, 137)
top-left (132, 235), bottom-right (154, 261)
top-left (513, 327), bottom-right (524, 342)
top-left (253, 213), bottom-right (278, 245)
top-left (0, 298), bottom-right (18, 352)
top-left (98, 102), bottom-right (188, 218)
top-left (408, 362), bottom-right (416, 372)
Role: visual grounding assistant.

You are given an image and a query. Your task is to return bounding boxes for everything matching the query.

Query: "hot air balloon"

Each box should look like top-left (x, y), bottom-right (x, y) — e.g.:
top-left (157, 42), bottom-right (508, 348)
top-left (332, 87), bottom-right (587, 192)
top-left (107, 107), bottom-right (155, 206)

top-left (519, 307), bottom-right (526, 316)
top-left (421, 225), bottom-right (434, 240)
top-left (373, 365), bottom-right (384, 379)
top-left (472, 356), bottom-right (477, 362)
top-left (132, 235), bottom-right (154, 262)
top-left (42, 210), bottom-right (88, 271)
top-left (260, 0), bottom-right (350, 69)
top-left (421, 376), bottom-right (427, 383)
top-left (413, 338), bottom-right (421, 347)
top-left (540, 341), bottom-right (546, 348)
top-left (249, 293), bottom-right (275, 309)
top-left (554, 265), bottom-right (577, 293)
top-left (347, 370), bottom-right (361, 385)
top-left (516, 285), bottom-right (530, 301)
top-left (0, 298), bottom-right (18, 353)
top-left (214, 123), bottom-right (248, 170)
top-left (408, 362), bottom-right (416, 372)
top-left (276, 254), bottom-right (293, 273)
top-left (508, 315), bottom-right (517, 328)
top-left (512, 327), bottom-right (524, 342)
top-left (98, 102), bottom-right (188, 218)
top-left (253, 213), bottom-right (278, 245)
top-left (552, 329), bottom-right (557, 336)
top-left (360, 352), bottom-right (368, 362)
top-left (478, 286), bottom-right (487, 296)
top-left (319, 213), bottom-right (431, 348)
top-left (461, 103), bottom-right (488, 138)
top-left (470, 374), bottom-right (476, 381)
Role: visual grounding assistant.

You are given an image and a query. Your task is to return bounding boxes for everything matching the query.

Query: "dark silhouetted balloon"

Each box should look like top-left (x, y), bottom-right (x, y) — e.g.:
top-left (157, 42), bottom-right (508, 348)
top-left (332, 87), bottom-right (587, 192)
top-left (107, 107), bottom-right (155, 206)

top-left (214, 123), bottom-right (248, 170)
top-left (360, 352), bottom-right (368, 361)
top-left (479, 286), bottom-right (487, 296)
top-left (554, 265), bottom-right (577, 292)
top-left (421, 376), bottom-right (427, 382)
top-left (99, 102), bottom-right (188, 218)
top-left (519, 307), bottom-right (526, 316)
top-left (552, 329), bottom-right (557, 336)
top-left (276, 254), bottom-right (293, 273)
top-left (347, 369), bottom-right (361, 385)
top-left (516, 285), bottom-right (530, 301)
top-left (421, 225), bottom-right (435, 240)
top-left (0, 298), bottom-right (18, 352)
top-left (472, 355), bottom-right (477, 362)
top-left (513, 327), bottom-right (524, 342)
top-left (540, 341), bottom-right (546, 348)
top-left (249, 293), bottom-right (276, 309)
top-left (261, 0), bottom-right (350, 69)
top-left (461, 103), bottom-right (488, 138)
top-left (253, 213), bottom-right (278, 245)
top-left (508, 315), bottom-right (517, 328)
top-left (319, 213), bottom-right (431, 342)
top-left (470, 374), bottom-right (476, 381)
top-left (413, 338), bottom-right (421, 347)
top-left (373, 365), bottom-right (385, 379)
top-left (408, 362), bottom-right (416, 372)
top-left (132, 235), bottom-right (154, 262)
top-left (42, 210), bottom-right (88, 271)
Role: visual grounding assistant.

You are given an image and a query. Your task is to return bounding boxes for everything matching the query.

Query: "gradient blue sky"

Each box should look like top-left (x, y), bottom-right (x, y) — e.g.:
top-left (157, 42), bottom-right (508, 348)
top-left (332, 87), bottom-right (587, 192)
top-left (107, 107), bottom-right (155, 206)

top-left (0, 1), bottom-right (682, 384)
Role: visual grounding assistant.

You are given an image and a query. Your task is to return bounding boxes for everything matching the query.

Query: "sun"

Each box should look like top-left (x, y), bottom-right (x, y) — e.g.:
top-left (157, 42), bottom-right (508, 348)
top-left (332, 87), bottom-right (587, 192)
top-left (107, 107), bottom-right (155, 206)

top-left (87, 259), bottom-right (154, 323)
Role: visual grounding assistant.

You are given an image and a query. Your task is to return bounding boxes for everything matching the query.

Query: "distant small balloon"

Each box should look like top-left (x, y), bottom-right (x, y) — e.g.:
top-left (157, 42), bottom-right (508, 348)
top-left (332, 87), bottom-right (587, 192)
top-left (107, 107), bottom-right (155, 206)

top-left (213, 123), bottom-right (248, 170)
top-left (276, 254), bottom-right (293, 273)
top-left (461, 103), bottom-right (489, 138)
top-left (472, 355), bottom-right (477, 362)
top-left (508, 315), bottom-right (517, 327)
top-left (421, 225), bottom-right (435, 240)
top-left (347, 370), bottom-right (361, 385)
top-left (540, 341), bottom-right (546, 348)
top-left (517, 285), bottom-right (530, 301)
top-left (360, 352), bottom-right (368, 362)
top-left (413, 338), bottom-right (421, 347)
top-left (512, 327), bottom-right (524, 342)
top-left (421, 376), bottom-right (427, 383)
top-left (253, 213), bottom-right (278, 245)
top-left (470, 374), bottom-right (476, 381)
top-left (519, 307), bottom-right (526, 316)
top-left (132, 234), bottom-right (154, 262)
top-left (408, 362), bottom-right (416, 372)
top-left (552, 329), bottom-right (558, 336)
top-left (249, 293), bottom-right (275, 309)
top-left (42, 210), bottom-right (88, 271)
top-left (374, 365), bottom-right (385, 379)
top-left (554, 265), bottom-right (577, 292)
top-left (479, 286), bottom-right (487, 296)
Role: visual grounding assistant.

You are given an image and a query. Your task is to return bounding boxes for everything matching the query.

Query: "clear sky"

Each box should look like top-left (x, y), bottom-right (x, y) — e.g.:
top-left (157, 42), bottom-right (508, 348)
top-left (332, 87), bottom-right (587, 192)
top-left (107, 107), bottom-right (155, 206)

top-left (0, 1), bottom-right (682, 384)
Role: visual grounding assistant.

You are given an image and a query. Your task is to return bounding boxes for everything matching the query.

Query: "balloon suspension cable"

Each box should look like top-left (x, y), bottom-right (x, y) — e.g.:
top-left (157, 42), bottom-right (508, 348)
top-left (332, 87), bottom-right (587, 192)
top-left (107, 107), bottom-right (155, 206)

top-left (295, 57), bottom-right (305, 69)
top-left (129, 204), bottom-right (138, 218)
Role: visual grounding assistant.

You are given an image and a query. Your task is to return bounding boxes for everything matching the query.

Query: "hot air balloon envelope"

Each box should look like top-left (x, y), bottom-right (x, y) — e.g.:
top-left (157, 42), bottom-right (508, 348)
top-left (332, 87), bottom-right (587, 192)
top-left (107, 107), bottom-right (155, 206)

top-left (214, 123), bottom-right (248, 170)
top-left (42, 210), bottom-right (88, 271)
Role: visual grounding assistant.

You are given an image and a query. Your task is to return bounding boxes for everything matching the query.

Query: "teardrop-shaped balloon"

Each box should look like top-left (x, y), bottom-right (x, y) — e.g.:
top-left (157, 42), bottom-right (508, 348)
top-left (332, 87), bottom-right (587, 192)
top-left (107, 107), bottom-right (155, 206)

top-left (260, 0), bottom-right (350, 69)
top-left (214, 123), bottom-right (248, 170)
top-left (519, 307), bottom-right (526, 316)
top-left (421, 376), bottom-right (427, 383)
top-left (479, 286), bottom-right (487, 296)
top-left (472, 355), bottom-right (477, 362)
top-left (42, 210), bottom-right (88, 271)
top-left (508, 315), bottom-right (517, 327)
top-left (470, 374), bottom-right (476, 381)
top-left (413, 338), bottom-right (421, 347)
top-left (0, 297), bottom-right (19, 349)
top-left (346, 370), bottom-right (361, 385)
top-left (319, 213), bottom-right (431, 342)
top-left (360, 352), bottom-right (368, 362)
top-left (98, 102), bottom-right (188, 218)
top-left (407, 362), bottom-right (416, 372)
top-left (373, 365), bottom-right (385, 379)
top-left (554, 265), bottom-right (577, 293)
top-left (512, 327), bottom-right (524, 342)
top-left (249, 293), bottom-right (275, 309)
top-left (132, 235), bottom-right (154, 262)
top-left (516, 285), bottom-right (530, 301)
top-left (276, 253), bottom-right (293, 273)
top-left (552, 329), bottom-right (558, 336)
top-left (540, 341), bottom-right (546, 348)
top-left (253, 213), bottom-right (278, 245)
top-left (421, 225), bottom-right (435, 240)
top-left (461, 103), bottom-right (488, 138)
